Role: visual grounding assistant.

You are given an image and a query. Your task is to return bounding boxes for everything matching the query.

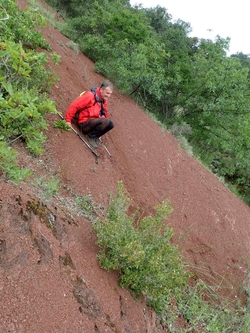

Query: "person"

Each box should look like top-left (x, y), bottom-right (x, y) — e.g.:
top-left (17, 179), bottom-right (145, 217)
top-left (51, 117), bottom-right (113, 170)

top-left (65, 80), bottom-right (114, 147)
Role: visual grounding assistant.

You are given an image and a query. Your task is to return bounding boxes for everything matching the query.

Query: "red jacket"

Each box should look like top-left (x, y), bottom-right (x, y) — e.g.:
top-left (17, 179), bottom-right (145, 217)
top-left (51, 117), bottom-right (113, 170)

top-left (65, 88), bottom-right (109, 123)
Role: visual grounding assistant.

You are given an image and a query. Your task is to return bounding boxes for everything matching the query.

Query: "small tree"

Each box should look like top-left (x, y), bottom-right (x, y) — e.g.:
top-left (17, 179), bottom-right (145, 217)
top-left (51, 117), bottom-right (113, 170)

top-left (93, 182), bottom-right (190, 313)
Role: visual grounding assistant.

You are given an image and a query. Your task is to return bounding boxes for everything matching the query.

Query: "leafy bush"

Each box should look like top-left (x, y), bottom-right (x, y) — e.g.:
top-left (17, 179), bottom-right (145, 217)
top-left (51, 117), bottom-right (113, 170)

top-left (0, 138), bottom-right (31, 183)
top-left (0, 0), bottom-right (50, 49)
top-left (0, 1), bottom-right (59, 183)
top-left (93, 182), bottom-right (189, 313)
top-left (93, 182), bottom-right (250, 331)
top-left (1, 77), bottom-right (57, 155)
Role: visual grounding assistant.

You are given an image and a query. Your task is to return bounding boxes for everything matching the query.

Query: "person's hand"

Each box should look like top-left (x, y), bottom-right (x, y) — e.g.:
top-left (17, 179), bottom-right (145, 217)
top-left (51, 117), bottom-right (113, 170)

top-left (66, 121), bottom-right (71, 128)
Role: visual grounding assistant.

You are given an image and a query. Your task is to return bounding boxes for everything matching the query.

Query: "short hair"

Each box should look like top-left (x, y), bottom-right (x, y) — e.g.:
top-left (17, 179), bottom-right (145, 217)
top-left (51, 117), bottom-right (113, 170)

top-left (100, 80), bottom-right (113, 91)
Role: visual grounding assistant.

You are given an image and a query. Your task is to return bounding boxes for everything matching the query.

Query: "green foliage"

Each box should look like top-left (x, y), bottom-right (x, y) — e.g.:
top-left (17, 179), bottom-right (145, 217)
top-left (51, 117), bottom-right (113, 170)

top-left (93, 182), bottom-right (250, 331)
top-left (1, 79), bottom-right (57, 155)
top-left (95, 38), bottom-right (167, 96)
top-left (93, 182), bottom-right (189, 313)
top-left (174, 39), bottom-right (250, 203)
top-left (0, 138), bottom-right (31, 183)
top-left (0, 41), bottom-right (58, 93)
top-left (93, 183), bottom-right (250, 330)
top-left (0, 0), bottom-right (50, 49)
top-left (51, 52), bottom-right (61, 65)
top-left (33, 175), bottom-right (60, 199)
top-left (165, 279), bottom-right (249, 333)
top-left (231, 52), bottom-right (250, 75)
top-left (75, 194), bottom-right (101, 221)
top-left (53, 119), bottom-right (71, 131)
top-left (0, 0), bottom-right (59, 183)
top-left (104, 6), bottom-right (150, 44)
top-left (145, 5), bottom-right (172, 35)
top-left (27, 0), bottom-right (67, 32)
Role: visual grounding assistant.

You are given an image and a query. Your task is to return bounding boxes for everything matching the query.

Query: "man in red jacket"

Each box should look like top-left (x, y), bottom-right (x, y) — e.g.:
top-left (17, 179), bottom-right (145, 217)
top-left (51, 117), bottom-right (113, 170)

top-left (65, 80), bottom-right (114, 147)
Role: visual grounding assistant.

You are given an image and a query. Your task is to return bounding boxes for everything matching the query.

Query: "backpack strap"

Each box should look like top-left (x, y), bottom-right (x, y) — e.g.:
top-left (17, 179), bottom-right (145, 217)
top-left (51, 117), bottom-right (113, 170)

top-left (90, 87), bottom-right (105, 117)
top-left (74, 87), bottom-right (105, 122)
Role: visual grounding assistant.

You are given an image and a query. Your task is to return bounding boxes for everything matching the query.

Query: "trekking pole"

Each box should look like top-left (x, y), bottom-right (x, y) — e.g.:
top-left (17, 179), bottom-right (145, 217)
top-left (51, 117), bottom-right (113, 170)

top-left (58, 113), bottom-right (99, 164)
top-left (99, 137), bottom-right (112, 157)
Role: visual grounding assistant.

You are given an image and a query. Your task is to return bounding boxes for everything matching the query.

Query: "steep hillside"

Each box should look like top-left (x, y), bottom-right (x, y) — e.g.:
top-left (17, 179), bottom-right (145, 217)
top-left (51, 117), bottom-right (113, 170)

top-left (1, 0), bottom-right (250, 332)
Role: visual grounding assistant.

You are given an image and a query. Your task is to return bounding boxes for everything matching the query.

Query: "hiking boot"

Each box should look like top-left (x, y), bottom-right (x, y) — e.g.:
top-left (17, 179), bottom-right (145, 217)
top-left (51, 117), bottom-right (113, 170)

top-left (87, 135), bottom-right (101, 148)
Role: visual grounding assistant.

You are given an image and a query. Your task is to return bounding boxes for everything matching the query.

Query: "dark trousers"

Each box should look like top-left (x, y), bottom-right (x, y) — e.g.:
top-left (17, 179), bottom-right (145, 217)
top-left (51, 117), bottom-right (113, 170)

top-left (79, 118), bottom-right (114, 138)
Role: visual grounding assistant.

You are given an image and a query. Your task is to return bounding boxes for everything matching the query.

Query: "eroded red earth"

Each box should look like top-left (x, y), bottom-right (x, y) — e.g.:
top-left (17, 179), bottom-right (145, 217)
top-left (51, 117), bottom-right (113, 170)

top-left (1, 1), bottom-right (250, 332)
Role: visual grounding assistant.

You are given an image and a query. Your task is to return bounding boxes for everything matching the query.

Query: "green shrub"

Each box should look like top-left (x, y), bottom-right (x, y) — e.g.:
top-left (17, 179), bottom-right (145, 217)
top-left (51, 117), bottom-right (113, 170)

top-left (53, 119), bottom-right (71, 131)
top-left (93, 181), bottom-right (189, 313)
top-left (0, 81), bottom-right (57, 155)
top-left (1, 0), bottom-right (50, 49)
top-left (0, 41), bottom-right (58, 162)
top-left (0, 1), bottom-right (59, 183)
top-left (0, 139), bottom-right (31, 183)
top-left (93, 182), bottom-right (250, 330)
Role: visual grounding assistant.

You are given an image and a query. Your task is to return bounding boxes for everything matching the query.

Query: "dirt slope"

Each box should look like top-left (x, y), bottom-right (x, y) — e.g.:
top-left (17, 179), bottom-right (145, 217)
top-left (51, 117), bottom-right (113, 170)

top-left (1, 1), bottom-right (250, 332)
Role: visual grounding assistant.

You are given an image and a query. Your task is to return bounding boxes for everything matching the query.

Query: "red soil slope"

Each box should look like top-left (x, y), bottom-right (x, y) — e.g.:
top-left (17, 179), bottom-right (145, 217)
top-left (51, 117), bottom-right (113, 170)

top-left (1, 1), bottom-right (250, 332)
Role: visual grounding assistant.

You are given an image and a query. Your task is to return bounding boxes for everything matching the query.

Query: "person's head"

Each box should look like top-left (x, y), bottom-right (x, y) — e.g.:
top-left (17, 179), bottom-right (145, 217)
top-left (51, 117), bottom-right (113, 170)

top-left (100, 80), bottom-right (113, 101)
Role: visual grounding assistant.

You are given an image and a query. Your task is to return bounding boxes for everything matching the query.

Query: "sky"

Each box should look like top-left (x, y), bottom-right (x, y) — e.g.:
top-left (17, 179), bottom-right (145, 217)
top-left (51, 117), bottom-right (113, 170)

top-left (130, 0), bottom-right (250, 55)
